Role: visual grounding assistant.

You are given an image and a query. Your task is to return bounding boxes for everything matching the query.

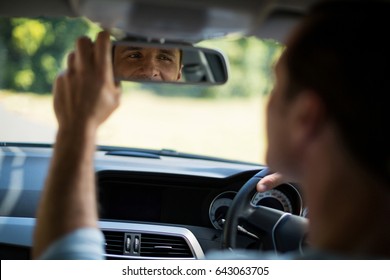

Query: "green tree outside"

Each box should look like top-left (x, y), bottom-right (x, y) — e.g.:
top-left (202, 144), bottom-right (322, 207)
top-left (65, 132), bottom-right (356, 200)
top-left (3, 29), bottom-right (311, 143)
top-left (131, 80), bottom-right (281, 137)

top-left (0, 17), bottom-right (99, 93)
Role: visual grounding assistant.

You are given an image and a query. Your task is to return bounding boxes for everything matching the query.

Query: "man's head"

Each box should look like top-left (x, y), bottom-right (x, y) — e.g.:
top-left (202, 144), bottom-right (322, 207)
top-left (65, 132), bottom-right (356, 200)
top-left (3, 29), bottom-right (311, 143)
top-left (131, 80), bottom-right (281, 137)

top-left (113, 45), bottom-right (183, 81)
top-left (266, 1), bottom-right (390, 183)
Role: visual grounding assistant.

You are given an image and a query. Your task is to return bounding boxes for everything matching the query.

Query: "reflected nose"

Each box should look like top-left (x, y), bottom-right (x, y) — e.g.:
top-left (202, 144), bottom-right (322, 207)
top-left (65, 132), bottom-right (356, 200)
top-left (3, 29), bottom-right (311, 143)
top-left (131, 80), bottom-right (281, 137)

top-left (140, 59), bottom-right (161, 81)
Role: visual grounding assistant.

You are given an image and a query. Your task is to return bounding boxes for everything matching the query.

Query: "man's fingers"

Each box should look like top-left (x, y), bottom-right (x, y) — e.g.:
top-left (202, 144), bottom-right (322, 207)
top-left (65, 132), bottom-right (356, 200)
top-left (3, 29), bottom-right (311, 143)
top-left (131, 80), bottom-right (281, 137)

top-left (52, 74), bottom-right (66, 120)
top-left (67, 52), bottom-right (76, 75)
top-left (75, 36), bottom-right (93, 71)
top-left (256, 172), bottom-right (286, 192)
top-left (94, 31), bottom-right (112, 74)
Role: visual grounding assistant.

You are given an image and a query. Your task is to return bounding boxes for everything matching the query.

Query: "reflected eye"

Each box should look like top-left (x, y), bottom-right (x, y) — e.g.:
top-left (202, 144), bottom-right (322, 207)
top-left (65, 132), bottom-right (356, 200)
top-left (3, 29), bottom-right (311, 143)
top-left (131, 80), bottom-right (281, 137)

top-left (157, 55), bottom-right (173, 62)
top-left (127, 52), bottom-right (142, 59)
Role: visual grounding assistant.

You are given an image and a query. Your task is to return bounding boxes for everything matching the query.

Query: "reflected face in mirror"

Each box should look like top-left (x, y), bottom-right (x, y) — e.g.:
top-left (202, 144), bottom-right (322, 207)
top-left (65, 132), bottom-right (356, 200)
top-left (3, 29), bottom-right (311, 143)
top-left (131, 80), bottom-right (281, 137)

top-left (113, 45), bottom-right (183, 81)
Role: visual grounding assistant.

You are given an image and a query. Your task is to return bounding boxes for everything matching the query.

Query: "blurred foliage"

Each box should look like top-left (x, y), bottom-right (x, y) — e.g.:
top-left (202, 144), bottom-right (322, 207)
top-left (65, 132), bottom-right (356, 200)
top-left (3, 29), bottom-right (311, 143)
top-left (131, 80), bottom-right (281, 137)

top-left (0, 17), bottom-right (282, 97)
top-left (0, 17), bottom-right (100, 93)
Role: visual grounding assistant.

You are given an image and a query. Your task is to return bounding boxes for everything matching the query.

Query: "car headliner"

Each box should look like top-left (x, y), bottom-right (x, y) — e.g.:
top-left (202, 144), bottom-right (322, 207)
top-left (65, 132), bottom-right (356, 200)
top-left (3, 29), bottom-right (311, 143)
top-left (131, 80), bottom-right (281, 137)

top-left (0, 0), bottom-right (313, 43)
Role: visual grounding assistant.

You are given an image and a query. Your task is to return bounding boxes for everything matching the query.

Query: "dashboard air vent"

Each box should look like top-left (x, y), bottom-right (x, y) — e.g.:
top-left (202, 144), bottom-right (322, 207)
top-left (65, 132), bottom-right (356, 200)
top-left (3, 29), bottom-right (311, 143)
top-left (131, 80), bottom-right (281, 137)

top-left (103, 231), bottom-right (124, 255)
top-left (140, 233), bottom-right (193, 258)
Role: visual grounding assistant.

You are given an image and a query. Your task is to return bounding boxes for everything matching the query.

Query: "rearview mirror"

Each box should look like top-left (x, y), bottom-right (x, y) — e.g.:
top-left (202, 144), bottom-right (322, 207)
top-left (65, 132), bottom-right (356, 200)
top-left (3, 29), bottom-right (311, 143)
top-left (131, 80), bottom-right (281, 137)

top-left (112, 41), bottom-right (228, 85)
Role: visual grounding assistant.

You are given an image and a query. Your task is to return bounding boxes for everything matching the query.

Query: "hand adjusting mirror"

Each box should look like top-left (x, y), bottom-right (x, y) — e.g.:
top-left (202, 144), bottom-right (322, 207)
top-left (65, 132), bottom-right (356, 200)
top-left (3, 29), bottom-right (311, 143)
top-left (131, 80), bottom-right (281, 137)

top-left (112, 40), bottom-right (228, 85)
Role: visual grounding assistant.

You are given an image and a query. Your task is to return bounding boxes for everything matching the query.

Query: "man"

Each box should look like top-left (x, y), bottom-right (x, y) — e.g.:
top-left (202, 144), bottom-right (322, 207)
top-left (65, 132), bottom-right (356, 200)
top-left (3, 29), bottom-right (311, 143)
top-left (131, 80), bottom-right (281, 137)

top-left (33, 0), bottom-right (390, 259)
top-left (262, 0), bottom-right (390, 258)
top-left (113, 44), bottom-right (183, 81)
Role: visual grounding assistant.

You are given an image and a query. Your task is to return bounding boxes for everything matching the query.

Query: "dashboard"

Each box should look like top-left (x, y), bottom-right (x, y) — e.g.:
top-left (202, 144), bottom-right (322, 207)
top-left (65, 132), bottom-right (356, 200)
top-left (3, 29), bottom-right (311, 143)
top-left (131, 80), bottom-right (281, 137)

top-left (0, 145), bottom-right (305, 260)
top-left (98, 171), bottom-right (304, 230)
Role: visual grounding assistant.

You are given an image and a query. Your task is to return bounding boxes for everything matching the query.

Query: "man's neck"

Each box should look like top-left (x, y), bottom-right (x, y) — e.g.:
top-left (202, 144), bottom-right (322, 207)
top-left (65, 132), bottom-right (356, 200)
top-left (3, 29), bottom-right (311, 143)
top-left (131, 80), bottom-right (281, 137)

top-left (301, 127), bottom-right (390, 258)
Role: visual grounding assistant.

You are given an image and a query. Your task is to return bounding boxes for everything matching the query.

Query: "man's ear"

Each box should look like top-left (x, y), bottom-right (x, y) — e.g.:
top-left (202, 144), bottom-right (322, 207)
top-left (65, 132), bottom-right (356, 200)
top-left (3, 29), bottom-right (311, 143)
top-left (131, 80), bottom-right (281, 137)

top-left (288, 90), bottom-right (326, 151)
top-left (177, 64), bottom-right (183, 81)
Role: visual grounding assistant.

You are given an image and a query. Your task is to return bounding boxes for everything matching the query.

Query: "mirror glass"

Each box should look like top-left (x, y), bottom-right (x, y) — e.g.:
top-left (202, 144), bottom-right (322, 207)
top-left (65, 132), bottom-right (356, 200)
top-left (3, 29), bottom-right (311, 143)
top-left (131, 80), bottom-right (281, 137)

top-left (112, 41), bottom-right (228, 85)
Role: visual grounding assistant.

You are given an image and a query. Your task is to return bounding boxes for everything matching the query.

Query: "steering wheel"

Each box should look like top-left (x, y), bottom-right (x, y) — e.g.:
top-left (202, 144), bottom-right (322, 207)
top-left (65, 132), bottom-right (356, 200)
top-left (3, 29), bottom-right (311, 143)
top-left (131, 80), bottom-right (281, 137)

top-left (222, 168), bottom-right (308, 254)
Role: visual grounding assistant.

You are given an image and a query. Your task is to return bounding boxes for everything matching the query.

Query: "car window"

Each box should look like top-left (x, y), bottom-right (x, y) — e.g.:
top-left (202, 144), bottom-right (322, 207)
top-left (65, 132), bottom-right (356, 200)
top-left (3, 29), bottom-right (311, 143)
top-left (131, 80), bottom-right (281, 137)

top-left (0, 16), bottom-right (282, 163)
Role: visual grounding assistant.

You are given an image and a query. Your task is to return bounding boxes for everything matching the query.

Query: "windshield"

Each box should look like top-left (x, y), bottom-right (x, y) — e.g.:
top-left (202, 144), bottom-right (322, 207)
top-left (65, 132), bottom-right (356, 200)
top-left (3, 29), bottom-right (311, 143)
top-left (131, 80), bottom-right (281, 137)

top-left (0, 16), bottom-right (282, 163)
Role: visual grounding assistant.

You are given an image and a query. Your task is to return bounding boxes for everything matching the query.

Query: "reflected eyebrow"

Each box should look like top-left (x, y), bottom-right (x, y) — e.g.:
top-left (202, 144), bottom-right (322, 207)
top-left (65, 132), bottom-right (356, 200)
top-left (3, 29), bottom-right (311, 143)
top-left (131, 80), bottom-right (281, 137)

top-left (159, 49), bottom-right (178, 58)
top-left (123, 47), bottom-right (143, 52)
top-left (119, 46), bottom-right (179, 61)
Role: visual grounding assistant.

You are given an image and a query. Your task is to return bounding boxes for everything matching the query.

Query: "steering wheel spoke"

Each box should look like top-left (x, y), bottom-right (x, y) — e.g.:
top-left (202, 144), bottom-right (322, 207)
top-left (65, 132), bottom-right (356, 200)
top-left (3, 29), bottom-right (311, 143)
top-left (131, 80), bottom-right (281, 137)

top-left (245, 205), bottom-right (287, 233)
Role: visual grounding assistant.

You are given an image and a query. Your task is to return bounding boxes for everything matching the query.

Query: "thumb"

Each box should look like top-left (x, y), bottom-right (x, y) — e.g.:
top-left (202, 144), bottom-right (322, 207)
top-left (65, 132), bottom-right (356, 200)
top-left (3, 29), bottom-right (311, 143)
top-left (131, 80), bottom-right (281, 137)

top-left (256, 172), bottom-right (286, 192)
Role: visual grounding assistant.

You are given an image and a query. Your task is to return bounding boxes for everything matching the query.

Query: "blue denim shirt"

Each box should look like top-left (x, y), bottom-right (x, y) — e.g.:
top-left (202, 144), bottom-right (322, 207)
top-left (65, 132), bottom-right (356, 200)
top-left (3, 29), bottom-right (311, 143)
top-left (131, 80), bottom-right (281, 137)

top-left (39, 227), bottom-right (105, 260)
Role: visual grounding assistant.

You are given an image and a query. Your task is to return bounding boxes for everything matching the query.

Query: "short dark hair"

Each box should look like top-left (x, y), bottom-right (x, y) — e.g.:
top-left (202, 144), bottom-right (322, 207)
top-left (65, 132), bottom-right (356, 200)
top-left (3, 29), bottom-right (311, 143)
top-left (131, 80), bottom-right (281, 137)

top-left (284, 0), bottom-right (390, 182)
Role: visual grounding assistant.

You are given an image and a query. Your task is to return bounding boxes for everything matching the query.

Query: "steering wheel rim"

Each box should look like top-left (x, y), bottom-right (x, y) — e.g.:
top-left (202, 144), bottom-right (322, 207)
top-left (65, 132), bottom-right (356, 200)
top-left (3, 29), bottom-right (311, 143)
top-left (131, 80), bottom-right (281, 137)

top-left (222, 168), bottom-right (309, 254)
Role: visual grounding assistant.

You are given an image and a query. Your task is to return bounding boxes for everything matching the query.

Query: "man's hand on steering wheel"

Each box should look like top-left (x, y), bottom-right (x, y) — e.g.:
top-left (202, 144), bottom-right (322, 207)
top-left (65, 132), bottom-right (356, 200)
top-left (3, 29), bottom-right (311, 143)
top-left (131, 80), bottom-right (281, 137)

top-left (256, 172), bottom-right (287, 192)
top-left (222, 168), bottom-right (308, 253)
